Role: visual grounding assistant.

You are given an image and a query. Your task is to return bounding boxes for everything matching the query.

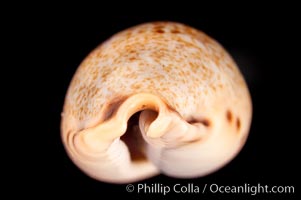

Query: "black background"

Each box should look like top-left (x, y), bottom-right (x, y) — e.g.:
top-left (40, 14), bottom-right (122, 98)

top-left (16, 5), bottom-right (299, 199)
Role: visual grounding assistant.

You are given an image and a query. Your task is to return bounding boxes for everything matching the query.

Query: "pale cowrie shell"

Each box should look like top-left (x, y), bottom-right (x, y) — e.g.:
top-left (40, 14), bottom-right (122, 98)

top-left (61, 22), bottom-right (252, 183)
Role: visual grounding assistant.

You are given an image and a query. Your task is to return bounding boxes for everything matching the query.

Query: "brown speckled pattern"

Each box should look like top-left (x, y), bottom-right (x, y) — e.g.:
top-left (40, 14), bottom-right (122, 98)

top-left (62, 22), bottom-right (250, 135)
